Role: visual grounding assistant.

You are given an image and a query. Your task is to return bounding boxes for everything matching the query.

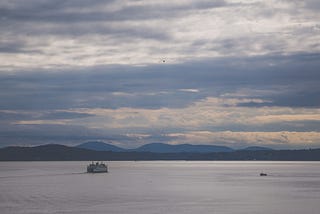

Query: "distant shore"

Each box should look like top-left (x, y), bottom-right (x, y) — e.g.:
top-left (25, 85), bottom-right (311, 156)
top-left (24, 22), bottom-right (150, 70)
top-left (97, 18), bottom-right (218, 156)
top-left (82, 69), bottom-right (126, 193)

top-left (1, 144), bottom-right (320, 161)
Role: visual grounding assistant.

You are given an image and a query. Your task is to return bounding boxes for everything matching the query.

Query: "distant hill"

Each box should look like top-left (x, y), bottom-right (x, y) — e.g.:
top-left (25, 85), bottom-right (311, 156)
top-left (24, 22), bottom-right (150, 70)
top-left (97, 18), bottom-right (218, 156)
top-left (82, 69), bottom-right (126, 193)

top-left (0, 144), bottom-right (96, 161)
top-left (1, 144), bottom-right (320, 161)
top-left (76, 141), bottom-right (125, 152)
top-left (75, 142), bottom-right (233, 153)
top-left (240, 146), bottom-right (273, 151)
top-left (133, 143), bottom-right (233, 153)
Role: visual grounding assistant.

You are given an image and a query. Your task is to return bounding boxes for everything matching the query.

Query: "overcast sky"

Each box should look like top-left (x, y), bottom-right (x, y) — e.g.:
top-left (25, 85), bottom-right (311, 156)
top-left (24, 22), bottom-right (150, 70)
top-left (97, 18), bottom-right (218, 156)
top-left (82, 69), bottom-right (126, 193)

top-left (1, 0), bottom-right (320, 149)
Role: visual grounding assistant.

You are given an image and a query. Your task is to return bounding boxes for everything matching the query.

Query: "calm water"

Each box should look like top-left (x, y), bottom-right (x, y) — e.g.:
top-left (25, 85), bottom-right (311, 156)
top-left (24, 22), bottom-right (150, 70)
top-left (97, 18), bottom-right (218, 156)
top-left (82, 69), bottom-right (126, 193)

top-left (0, 161), bottom-right (319, 214)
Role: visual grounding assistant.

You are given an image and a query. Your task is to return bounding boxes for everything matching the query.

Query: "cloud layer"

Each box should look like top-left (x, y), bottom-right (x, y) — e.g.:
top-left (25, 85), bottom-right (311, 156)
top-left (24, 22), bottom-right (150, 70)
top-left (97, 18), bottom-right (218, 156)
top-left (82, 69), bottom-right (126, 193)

top-left (0, 0), bottom-right (320, 148)
top-left (1, 0), bottom-right (320, 69)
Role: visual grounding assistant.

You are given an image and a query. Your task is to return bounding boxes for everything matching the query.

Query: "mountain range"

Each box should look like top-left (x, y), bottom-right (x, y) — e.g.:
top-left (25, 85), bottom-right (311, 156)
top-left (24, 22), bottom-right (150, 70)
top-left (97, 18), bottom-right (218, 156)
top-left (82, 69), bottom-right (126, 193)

top-left (76, 141), bottom-right (126, 152)
top-left (75, 141), bottom-right (273, 153)
top-left (0, 143), bottom-right (319, 161)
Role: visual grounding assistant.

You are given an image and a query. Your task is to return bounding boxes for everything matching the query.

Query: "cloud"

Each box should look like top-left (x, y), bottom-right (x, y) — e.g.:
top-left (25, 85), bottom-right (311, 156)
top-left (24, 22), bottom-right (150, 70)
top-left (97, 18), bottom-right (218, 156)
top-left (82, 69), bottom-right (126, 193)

top-left (1, 102), bottom-right (320, 148)
top-left (167, 131), bottom-right (320, 149)
top-left (0, 123), bottom-right (103, 147)
top-left (65, 97), bottom-right (320, 132)
top-left (178, 89), bottom-right (200, 93)
top-left (302, 0), bottom-right (320, 11)
top-left (1, 0), bottom-right (319, 69)
top-left (1, 53), bottom-right (319, 112)
top-left (0, 0), bottom-right (227, 23)
top-left (1, 0), bottom-right (320, 148)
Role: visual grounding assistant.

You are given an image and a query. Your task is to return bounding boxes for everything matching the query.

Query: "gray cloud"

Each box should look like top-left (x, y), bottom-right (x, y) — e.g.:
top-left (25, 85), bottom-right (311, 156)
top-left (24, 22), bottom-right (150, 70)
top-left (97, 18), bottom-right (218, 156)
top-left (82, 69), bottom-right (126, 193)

top-left (0, 41), bottom-right (25, 53)
top-left (206, 121), bottom-right (320, 133)
top-left (0, 0), bottom-right (228, 45)
top-left (0, 122), bottom-right (179, 148)
top-left (303, 0), bottom-right (320, 10)
top-left (0, 110), bottom-right (94, 126)
top-left (0, 123), bottom-right (100, 147)
top-left (238, 91), bottom-right (320, 108)
top-left (1, 120), bottom-right (320, 148)
top-left (1, 0), bottom-right (319, 68)
top-left (0, 0), bottom-right (227, 23)
top-left (1, 0), bottom-right (320, 148)
top-left (0, 52), bottom-right (319, 111)
top-left (41, 111), bottom-right (93, 120)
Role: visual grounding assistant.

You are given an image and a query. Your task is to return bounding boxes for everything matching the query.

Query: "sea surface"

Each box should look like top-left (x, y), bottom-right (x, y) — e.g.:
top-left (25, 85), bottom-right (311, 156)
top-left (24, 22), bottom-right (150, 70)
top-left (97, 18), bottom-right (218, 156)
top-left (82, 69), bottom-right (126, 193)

top-left (0, 161), bottom-right (319, 214)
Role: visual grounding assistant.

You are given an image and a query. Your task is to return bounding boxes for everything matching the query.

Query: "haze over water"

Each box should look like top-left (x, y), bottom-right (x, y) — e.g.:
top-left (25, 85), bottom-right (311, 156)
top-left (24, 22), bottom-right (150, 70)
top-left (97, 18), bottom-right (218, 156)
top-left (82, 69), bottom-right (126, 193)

top-left (0, 161), bottom-right (319, 214)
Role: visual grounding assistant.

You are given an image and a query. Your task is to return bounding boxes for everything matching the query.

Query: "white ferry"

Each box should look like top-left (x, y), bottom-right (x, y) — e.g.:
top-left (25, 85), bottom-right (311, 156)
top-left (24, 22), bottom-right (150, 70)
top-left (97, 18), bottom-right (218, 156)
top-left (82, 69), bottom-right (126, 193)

top-left (87, 161), bottom-right (108, 173)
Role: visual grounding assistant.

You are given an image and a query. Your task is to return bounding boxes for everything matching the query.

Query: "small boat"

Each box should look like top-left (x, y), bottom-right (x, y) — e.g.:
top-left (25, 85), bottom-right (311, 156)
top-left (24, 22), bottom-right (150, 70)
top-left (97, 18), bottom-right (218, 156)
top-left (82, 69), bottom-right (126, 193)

top-left (87, 161), bottom-right (108, 173)
top-left (260, 172), bottom-right (267, 176)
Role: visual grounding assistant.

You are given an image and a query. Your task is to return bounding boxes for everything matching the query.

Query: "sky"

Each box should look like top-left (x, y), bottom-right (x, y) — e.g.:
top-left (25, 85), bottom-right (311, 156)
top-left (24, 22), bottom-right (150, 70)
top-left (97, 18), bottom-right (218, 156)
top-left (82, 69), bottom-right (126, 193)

top-left (1, 0), bottom-right (320, 149)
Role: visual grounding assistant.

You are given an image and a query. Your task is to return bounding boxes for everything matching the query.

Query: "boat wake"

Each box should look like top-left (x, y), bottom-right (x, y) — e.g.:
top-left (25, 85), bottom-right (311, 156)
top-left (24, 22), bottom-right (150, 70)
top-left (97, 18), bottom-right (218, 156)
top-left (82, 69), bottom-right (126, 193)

top-left (0, 172), bottom-right (87, 179)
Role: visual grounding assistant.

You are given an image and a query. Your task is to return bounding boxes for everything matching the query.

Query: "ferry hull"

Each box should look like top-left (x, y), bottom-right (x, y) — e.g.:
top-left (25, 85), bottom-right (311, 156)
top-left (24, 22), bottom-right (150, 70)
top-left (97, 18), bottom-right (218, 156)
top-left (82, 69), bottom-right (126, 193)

top-left (87, 162), bottom-right (108, 173)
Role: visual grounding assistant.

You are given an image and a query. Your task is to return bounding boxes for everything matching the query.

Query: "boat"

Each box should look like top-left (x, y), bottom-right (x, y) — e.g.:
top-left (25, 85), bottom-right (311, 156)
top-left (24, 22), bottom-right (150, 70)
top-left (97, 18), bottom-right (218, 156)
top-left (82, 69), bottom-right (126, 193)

top-left (87, 161), bottom-right (108, 173)
top-left (260, 172), bottom-right (267, 176)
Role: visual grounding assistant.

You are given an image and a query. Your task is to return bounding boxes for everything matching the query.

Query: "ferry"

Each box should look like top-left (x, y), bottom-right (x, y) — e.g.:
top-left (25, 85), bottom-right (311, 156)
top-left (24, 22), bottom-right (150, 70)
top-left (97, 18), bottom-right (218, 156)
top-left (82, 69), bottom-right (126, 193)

top-left (87, 161), bottom-right (108, 173)
top-left (260, 172), bottom-right (267, 176)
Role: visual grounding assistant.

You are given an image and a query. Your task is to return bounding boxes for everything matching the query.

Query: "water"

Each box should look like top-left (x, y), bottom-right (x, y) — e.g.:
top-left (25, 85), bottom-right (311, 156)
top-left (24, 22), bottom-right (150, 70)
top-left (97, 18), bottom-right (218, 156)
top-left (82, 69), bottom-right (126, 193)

top-left (0, 161), bottom-right (319, 214)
